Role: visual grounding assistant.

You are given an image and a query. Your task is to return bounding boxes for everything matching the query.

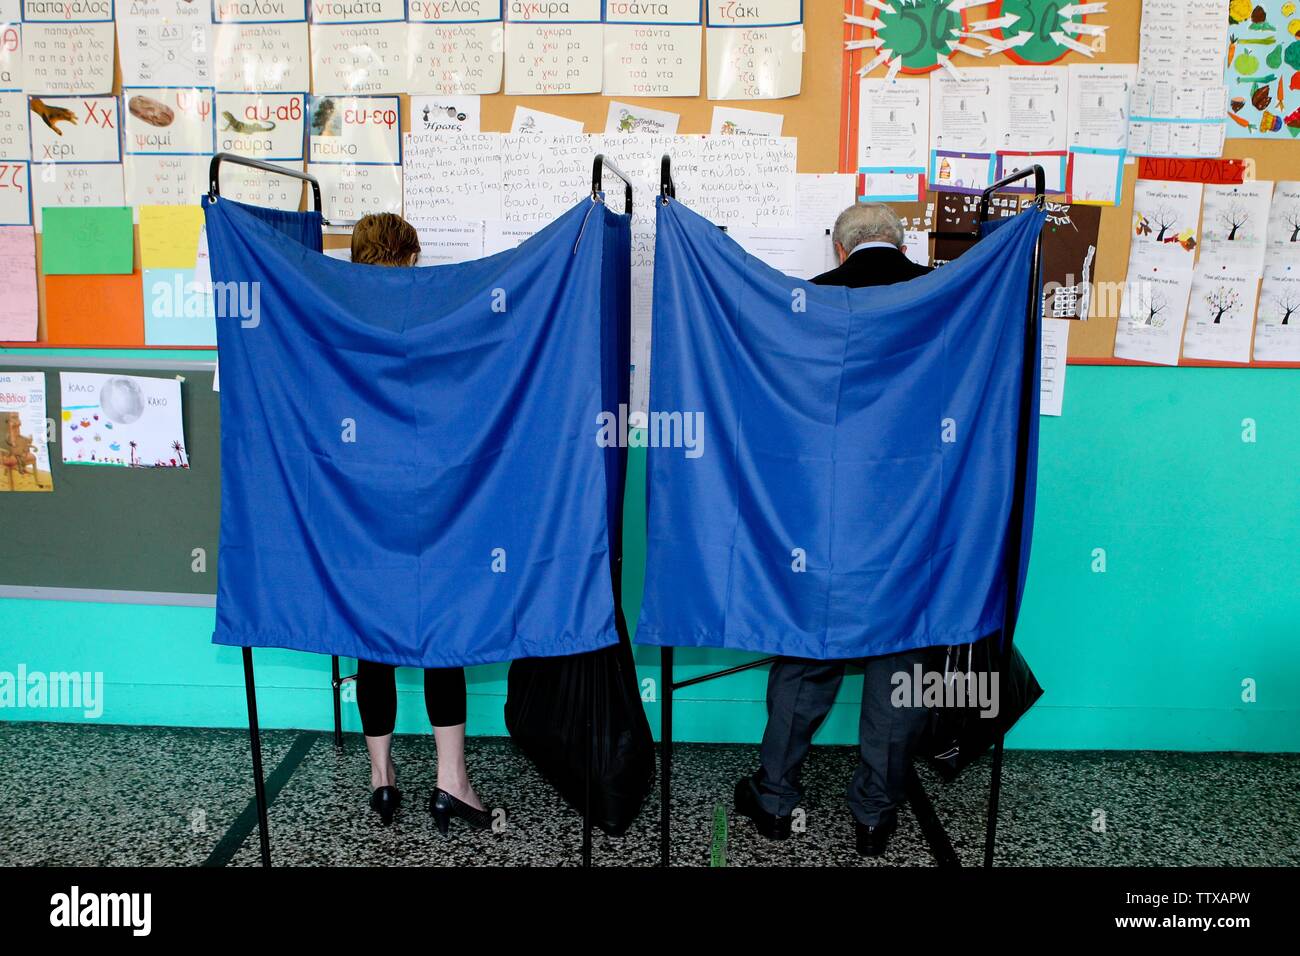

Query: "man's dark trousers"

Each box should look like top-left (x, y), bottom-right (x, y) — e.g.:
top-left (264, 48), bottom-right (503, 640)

top-left (750, 650), bottom-right (931, 827)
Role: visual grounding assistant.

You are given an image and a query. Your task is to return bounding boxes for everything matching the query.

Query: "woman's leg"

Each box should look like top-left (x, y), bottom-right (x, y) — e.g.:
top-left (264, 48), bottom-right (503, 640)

top-left (425, 667), bottom-right (484, 810)
top-left (355, 658), bottom-right (398, 790)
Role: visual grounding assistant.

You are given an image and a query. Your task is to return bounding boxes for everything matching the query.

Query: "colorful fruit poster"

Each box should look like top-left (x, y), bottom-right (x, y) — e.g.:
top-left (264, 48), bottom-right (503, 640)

top-left (1224, 0), bottom-right (1300, 138)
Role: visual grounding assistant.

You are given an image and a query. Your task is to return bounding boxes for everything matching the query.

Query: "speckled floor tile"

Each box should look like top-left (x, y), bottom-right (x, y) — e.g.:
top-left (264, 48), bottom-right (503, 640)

top-left (0, 722), bottom-right (300, 866)
top-left (2, 722), bottom-right (1297, 867)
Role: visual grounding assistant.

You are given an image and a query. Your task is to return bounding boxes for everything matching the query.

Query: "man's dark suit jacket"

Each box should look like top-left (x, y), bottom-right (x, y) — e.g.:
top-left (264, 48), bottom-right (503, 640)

top-left (810, 244), bottom-right (932, 288)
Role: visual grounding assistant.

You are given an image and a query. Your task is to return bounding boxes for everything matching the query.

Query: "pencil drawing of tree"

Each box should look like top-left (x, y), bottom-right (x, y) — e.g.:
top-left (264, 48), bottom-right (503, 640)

top-left (1205, 285), bottom-right (1241, 324)
top-left (1218, 201), bottom-right (1250, 241)
top-left (1141, 288), bottom-right (1170, 326)
top-left (1284, 204), bottom-right (1300, 243)
top-left (1269, 288), bottom-right (1299, 325)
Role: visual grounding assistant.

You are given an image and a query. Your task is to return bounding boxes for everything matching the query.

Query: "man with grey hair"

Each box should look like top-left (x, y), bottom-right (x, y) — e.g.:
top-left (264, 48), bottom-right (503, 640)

top-left (811, 201), bottom-right (931, 288)
top-left (734, 200), bottom-right (933, 858)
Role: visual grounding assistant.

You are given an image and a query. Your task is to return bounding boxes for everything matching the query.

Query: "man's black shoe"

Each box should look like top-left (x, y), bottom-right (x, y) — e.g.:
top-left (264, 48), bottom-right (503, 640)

top-left (855, 818), bottom-right (897, 857)
top-left (733, 777), bottom-right (793, 840)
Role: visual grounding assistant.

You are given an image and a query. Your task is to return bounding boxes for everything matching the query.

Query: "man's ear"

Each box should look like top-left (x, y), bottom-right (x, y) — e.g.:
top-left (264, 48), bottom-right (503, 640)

top-left (834, 241), bottom-right (849, 264)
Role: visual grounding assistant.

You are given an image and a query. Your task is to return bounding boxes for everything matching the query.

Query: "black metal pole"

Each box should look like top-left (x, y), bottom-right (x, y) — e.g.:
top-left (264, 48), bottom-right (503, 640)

top-left (241, 646), bottom-right (272, 867)
top-left (659, 646), bottom-right (673, 867)
top-left (983, 202), bottom-right (1045, 869)
top-left (331, 656), bottom-right (343, 750)
top-left (582, 651), bottom-right (594, 867)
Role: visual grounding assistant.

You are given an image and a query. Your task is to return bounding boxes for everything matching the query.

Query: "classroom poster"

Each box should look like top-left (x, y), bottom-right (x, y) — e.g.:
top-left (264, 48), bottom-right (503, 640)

top-left (410, 94), bottom-right (480, 134)
top-left (310, 0), bottom-right (406, 95)
top-left (402, 131), bottom-right (503, 222)
top-left (406, 0), bottom-right (503, 95)
top-left (604, 0), bottom-right (702, 98)
top-left (1128, 81), bottom-right (1228, 158)
top-left (1264, 181), bottom-right (1300, 269)
top-left (307, 94), bottom-right (402, 224)
top-left (1114, 264), bottom-right (1195, 366)
top-left (59, 371), bottom-right (188, 468)
top-left (27, 94), bottom-right (124, 230)
top-left (1253, 267), bottom-right (1300, 360)
top-left (122, 87), bottom-right (215, 209)
top-left (0, 20), bottom-right (21, 97)
top-left (503, 0), bottom-right (603, 96)
top-left (1223, 0), bottom-right (1300, 139)
top-left (1040, 201), bottom-right (1102, 320)
top-left (116, 0), bottom-right (213, 87)
top-left (1129, 180), bottom-right (1205, 271)
top-left (20, 0), bottom-right (116, 96)
top-left (608, 101), bottom-right (680, 135)
top-left (1, 77), bottom-right (30, 224)
top-left (213, 0), bottom-right (310, 94)
top-left (1181, 265), bottom-right (1260, 363)
top-left (0, 224), bottom-right (37, 339)
top-left (214, 92), bottom-right (308, 210)
top-left (1199, 180), bottom-right (1274, 273)
top-left (705, 0), bottom-right (802, 100)
top-left (0, 370), bottom-right (52, 491)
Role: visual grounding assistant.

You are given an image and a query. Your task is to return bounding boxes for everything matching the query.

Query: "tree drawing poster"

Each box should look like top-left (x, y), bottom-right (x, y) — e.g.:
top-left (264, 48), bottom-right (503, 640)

top-left (1224, 0), bottom-right (1300, 139)
top-left (1254, 267), bottom-right (1300, 359)
top-left (1114, 264), bottom-right (1195, 366)
top-left (1182, 266), bottom-right (1261, 362)
top-left (1200, 181), bottom-right (1275, 273)
top-left (1265, 180), bottom-right (1300, 268)
top-left (0, 371), bottom-right (53, 493)
top-left (59, 372), bottom-right (188, 469)
top-left (1130, 180), bottom-right (1205, 270)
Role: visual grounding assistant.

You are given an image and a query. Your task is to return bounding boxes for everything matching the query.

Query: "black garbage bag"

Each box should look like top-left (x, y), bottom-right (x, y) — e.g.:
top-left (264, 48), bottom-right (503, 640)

top-left (923, 632), bottom-right (1044, 783)
top-left (505, 632), bottom-right (654, 836)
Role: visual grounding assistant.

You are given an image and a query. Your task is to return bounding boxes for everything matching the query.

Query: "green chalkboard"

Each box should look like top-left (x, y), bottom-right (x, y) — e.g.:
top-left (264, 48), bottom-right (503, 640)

top-left (0, 357), bottom-right (220, 605)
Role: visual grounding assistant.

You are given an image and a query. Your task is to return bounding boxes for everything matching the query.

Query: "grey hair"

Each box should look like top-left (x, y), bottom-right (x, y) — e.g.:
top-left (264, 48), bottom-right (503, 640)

top-left (832, 202), bottom-right (905, 252)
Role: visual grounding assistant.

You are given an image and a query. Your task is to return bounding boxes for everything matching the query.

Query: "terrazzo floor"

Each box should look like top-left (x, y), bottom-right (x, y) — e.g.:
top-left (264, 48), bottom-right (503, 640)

top-left (1, 722), bottom-right (1296, 867)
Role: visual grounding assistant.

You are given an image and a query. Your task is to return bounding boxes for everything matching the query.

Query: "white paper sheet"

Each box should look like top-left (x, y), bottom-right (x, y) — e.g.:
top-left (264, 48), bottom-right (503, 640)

top-left (1181, 265), bottom-right (1259, 363)
top-left (930, 69), bottom-right (1000, 153)
top-left (503, 11), bottom-right (603, 96)
top-left (1066, 63), bottom-right (1136, 152)
top-left (999, 66), bottom-right (1067, 153)
top-left (604, 1), bottom-right (702, 98)
top-left (705, 12), bottom-right (802, 101)
top-left (1128, 179), bottom-right (1204, 270)
top-left (213, 23), bottom-right (311, 94)
top-left (410, 95), bottom-right (481, 134)
top-left (1253, 267), bottom-right (1300, 361)
top-left (1040, 318), bottom-right (1070, 417)
top-left (795, 173), bottom-right (856, 237)
top-left (1199, 181), bottom-right (1274, 275)
top-left (406, 14), bottom-right (504, 96)
top-left (402, 131), bottom-right (504, 222)
top-left (1114, 264), bottom-right (1194, 366)
top-left (709, 106), bottom-right (783, 137)
top-left (116, 0), bottom-right (213, 87)
top-left (1137, 0), bottom-right (1228, 87)
top-left (1265, 182), bottom-right (1300, 271)
top-left (857, 77), bottom-right (929, 168)
top-left (21, 22), bottom-right (115, 96)
top-left (511, 106), bottom-right (584, 135)
top-left (307, 94), bottom-right (403, 225)
top-left (410, 220), bottom-right (486, 266)
top-left (607, 101), bottom-right (680, 135)
top-left (729, 226), bottom-right (830, 281)
top-left (311, 17), bottom-right (407, 95)
top-left (31, 163), bottom-right (126, 231)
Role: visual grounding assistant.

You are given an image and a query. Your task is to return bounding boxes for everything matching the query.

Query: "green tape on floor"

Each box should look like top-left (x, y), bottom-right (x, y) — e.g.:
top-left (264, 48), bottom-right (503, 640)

top-left (710, 803), bottom-right (727, 868)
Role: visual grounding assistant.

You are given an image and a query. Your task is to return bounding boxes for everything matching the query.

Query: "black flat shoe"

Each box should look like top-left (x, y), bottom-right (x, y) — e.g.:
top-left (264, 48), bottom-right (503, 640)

top-left (429, 787), bottom-right (492, 835)
top-left (734, 776), bottom-right (793, 841)
top-left (369, 785), bottom-right (402, 826)
top-left (855, 818), bottom-right (897, 857)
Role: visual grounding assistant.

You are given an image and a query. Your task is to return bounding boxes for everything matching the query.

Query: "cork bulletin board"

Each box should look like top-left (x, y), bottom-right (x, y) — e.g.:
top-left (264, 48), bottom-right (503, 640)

top-left (838, 0), bottom-right (1300, 367)
top-left (7, 2), bottom-right (848, 347)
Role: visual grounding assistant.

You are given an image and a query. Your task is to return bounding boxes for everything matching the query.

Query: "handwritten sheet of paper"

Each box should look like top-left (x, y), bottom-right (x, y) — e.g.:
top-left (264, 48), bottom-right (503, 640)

top-left (1039, 318), bottom-right (1070, 417)
top-left (40, 206), bottom-right (134, 275)
top-left (139, 204), bottom-right (206, 270)
top-left (403, 132), bottom-right (504, 222)
top-left (59, 371), bottom-right (188, 469)
top-left (0, 226), bottom-right (38, 341)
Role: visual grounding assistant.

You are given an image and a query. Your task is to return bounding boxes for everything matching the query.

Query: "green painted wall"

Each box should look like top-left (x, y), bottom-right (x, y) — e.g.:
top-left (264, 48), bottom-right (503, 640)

top-left (2, 359), bottom-right (1297, 751)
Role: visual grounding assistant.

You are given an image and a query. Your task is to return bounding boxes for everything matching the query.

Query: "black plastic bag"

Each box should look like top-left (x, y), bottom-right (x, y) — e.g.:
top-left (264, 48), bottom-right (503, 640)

top-left (923, 632), bottom-right (1044, 783)
top-left (505, 632), bottom-right (654, 836)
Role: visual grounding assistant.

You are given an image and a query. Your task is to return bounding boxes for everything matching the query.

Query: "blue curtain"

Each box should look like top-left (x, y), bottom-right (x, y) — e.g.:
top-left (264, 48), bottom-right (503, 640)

top-left (638, 199), bottom-right (1045, 660)
top-left (204, 197), bottom-right (631, 667)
